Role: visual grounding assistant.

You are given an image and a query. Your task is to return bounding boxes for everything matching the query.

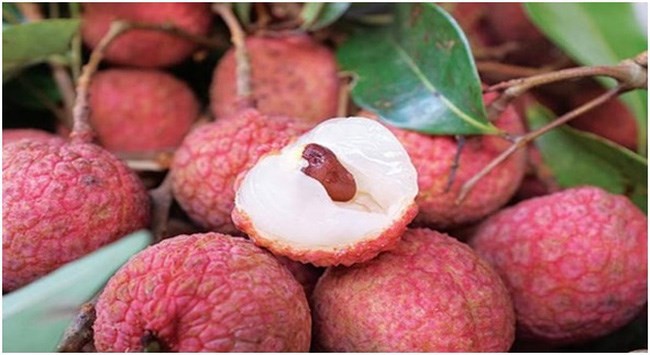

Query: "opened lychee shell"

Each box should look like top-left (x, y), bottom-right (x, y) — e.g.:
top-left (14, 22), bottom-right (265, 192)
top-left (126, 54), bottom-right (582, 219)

top-left (232, 117), bottom-right (419, 267)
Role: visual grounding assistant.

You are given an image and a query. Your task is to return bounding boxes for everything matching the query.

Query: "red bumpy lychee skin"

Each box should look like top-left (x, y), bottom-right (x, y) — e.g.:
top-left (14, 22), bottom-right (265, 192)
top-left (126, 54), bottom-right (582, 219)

top-left (383, 94), bottom-right (526, 229)
top-left (89, 69), bottom-right (199, 153)
top-left (211, 35), bottom-right (340, 124)
top-left (93, 233), bottom-right (311, 352)
top-left (312, 228), bottom-right (515, 352)
top-left (2, 128), bottom-right (63, 145)
top-left (3, 140), bottom-right (150, 292)
top-left (82, 3), bottom-right (212, 68)
top-left (171, 109), bottom-right (306, 234)
top-left (469, 186), bottom-right (648, 345)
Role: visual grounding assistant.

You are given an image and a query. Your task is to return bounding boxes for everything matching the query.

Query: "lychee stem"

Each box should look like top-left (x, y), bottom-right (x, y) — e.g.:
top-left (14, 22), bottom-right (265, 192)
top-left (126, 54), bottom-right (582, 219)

top-left (149, 173), bottom-right (174, 243)
top-left (57, 297), bottom-right (98, 352)
top-left (456, 85), bottom-right (624, 204)
top-left (213, 3), bottom-right (254, 108)
top-left (16, 3), bottom-right (76, 130)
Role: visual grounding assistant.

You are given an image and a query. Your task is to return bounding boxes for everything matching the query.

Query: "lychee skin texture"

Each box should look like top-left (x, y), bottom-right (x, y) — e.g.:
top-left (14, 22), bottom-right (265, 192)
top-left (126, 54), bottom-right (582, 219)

top-left (171, 109), bottom-right (306, 234)
top-left (82, 3), bottom-right (212, 68)
top-left (3, 140), bottom-right (150, 291)
top-left (2, 128), bottom-right (63, 146)
top-left (274, 255), bottom-right (323, 298)
top-left (211, 35), bottom-right (340, 124)
top-left (233, 203), bottom-right (418, 267)
top-left (89, 69), bottom-right (198, 153)
top-left (93, 233), bottom-right (311, 352)
top-left (469, 187), bottom-right (648, 345)
top-left (312, 228), bottom-right (515, 352)
top-left (385, 95), bottom-right (526, 229)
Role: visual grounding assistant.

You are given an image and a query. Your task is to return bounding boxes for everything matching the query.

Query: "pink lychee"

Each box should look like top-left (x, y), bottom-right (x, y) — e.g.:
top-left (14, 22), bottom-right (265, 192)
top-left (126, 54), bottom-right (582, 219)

top-left (2, 128), bottom-right (63, 146)
top-left (93, 233), bottom-right (311, 352)
top-left (89, 69), bottom-right (199, 153)
top-left (312, 228), bottom-right (516, 352)
top-left (82, 3), bottom-right (213, 68)
top-left (469, 186), bottom-right (648, 345)
top-left (3, 139), bottom-right (150, 291)
top-left (171, 109), bottom-right (306, 234)
top-left (211, 34), bottom-right (340, 124)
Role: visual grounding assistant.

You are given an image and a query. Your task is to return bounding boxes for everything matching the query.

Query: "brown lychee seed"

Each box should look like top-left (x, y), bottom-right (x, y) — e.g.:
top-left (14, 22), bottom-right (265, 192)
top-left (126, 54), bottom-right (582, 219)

top-left (301, 143), bottom-right (356, 202)
top-left (312, 228), bottom-right (516, 352)
top-left (232, 117), bottom-right (419, 267)
top-left (93, 233), bottom-right (311, 352)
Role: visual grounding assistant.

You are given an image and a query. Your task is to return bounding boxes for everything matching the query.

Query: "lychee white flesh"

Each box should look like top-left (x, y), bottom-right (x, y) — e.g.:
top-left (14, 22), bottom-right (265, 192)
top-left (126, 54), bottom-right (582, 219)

top-left (234, 117), bottom-right (418, 250)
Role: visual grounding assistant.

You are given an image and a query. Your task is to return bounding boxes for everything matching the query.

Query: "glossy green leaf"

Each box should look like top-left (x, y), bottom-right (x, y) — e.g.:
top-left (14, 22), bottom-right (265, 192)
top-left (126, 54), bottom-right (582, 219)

top-left (3, 19), bottom-right (80, 76)
top-left (3, 230), bottom-right (152, 352)
top-left (301, 3), bottom-right (350, 30)
top-left (526, 103), bottom-right (647, 212)
top-left (524, 3), bottom-right (648, 154)
top-left (338, 3), bottom-right (497, 135)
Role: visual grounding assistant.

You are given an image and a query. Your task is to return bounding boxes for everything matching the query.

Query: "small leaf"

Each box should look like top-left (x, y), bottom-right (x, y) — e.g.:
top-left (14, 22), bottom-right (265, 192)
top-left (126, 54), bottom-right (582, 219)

top-left (301, 3), bottom-right (350, 31)
top-left (3, 19), bottom-right (80, 76)
top-left (526, 103), bottom-right (647, 212)
top-left (2, 230), bottom-right (152, 352)
top-left (233, 3), bottom-right (252, 28)
top-left (338, 3), bottom-right (497, 135)
top-left (524, 3), bottom-right (648, 154)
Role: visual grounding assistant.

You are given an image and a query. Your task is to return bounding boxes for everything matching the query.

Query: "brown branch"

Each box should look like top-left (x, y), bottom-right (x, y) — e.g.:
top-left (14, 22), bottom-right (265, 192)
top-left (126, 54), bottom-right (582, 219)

top-left (213, 3), bottom-right (254, 108)
top-left (456, 86), bottom-right (624, 204)
top-left (476, 61), bottom-right (549, 79)
top-left (149, 173), bottom-right (174, 243)
top-left (446, 136), bottom-right (466, 193)
top-left (57, 297), bottom-right (97, 352)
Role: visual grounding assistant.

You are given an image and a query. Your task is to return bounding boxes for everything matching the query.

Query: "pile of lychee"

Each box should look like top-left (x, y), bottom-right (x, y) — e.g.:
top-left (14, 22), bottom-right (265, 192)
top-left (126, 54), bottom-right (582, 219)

top-left (3, 3), bottom-right (646, 353)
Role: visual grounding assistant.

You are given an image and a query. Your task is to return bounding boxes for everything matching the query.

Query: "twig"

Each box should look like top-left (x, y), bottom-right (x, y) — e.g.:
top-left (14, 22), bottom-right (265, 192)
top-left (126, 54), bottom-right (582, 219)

top-left (476, 61), bottom-right (549, 79)
top-left (213, 3), bottom-right (254, 107)
top-left (445, 136), bottom-right (466, 193)
top-left (57, 297), bottom-right (97, 352)
top-left (149, 173), bottom-right (174, 243)
top-left (456, 86), bottom-right (624, 204)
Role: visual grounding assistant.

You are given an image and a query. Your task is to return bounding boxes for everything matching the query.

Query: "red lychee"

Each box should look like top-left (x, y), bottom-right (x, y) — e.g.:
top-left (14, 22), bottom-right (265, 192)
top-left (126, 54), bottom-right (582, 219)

top-left (2, 128), bottom-right (63, 146)
top-left (274, 255), bottom-right (323, 298)
top-left (312, 228), bottom-right (515, 352)
top-left (171, 109), bottom-right (306, 234)
top-left (82, 3), bottom-right (213, 68)
top-left (378, 94), bottom-right (526, 229)
top-left (211, 34), bottom-right (340, 124)
top-left (93, 233), bottom-right (311, 352)
top-left (89, 69), bottom-right (199, 154)
top-left (3, 139), bottom-right (150, 291)
top-left (469, 186), bottom-right (647, 345)
top-left (568, 87), bottom-right (639, 151)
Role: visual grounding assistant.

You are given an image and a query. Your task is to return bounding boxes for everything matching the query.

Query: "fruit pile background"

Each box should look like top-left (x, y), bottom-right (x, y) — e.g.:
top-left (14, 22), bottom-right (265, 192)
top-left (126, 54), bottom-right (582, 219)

top-left (2, 2), bottom-right (648, 352)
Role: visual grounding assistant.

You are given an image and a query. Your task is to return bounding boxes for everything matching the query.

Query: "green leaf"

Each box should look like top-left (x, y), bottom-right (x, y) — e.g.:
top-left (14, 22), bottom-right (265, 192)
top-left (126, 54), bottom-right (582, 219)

top-left (4, 65), bottom-right (61, 110)
top-left (524, 3), bottom-right (648, 155)
top-left (301, 3), bottom-right (350, 31)
top-left (233, 3), bottom-right (252, 28)
top-left (3, 19), bottom-right (80, 77)
top-left (3, 230), bottom-right (152, 352)
top-left (526, 103), bottom-right (647, 212)
top-left (338, 3), bottom-right (497, 135)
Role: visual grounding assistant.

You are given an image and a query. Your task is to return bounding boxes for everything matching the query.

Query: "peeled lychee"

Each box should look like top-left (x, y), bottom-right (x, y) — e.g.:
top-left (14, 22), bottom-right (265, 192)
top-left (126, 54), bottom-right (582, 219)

top-left (232, 117), bottom-right (419, 267)
top-left (568, 87), bottom-right (639, 151)
top-left (93, 233), bottom-right (311, 352)
top-left (2, 128), bottom-right (63, 146)
top-left (312, 228), bottom-right (515, 352)
top-left (373, 94), bottom-right (526, 230)
top-left (171, 109), bottom-right (306, 234)
top-left (3, 139), bottom-right (150, 291)
top-left (211, 34), bottom-right (340, 124)
top-left (89, 69), bottom-right (199, 153)
top-left (82, 3), bottom-right (213, 68)
top-left (469, 186), bottom-right (647, 345)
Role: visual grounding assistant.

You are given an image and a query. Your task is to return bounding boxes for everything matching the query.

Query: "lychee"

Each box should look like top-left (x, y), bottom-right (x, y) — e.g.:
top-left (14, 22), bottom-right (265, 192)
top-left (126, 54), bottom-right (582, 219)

top-left (171, 109), bottom-right (306, 234)
top-left (211, 34), bottom-right (340, 124)
top-left (232, 117), bottom-right (419, 267)
top-left (2, 128), bottom-right (63, 146)
top-left (93, 233), bottom-right (311, 352)
top-left (373, 93), bottom-right (526, 230)
top-left (82, 3), bottom-right (213, 68)
top-left (275, 255), bottom-right (323, 298)
top-left (469, 186), bottom-right (647, 345)
top-left (88, 69), bottom-right (199, 154)
top-left (312, 228), bottom-right (515, 352)
top-left (3, 139), bottom-right (150, 291)
top-left (568, 86), bottom-right (639, 151)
